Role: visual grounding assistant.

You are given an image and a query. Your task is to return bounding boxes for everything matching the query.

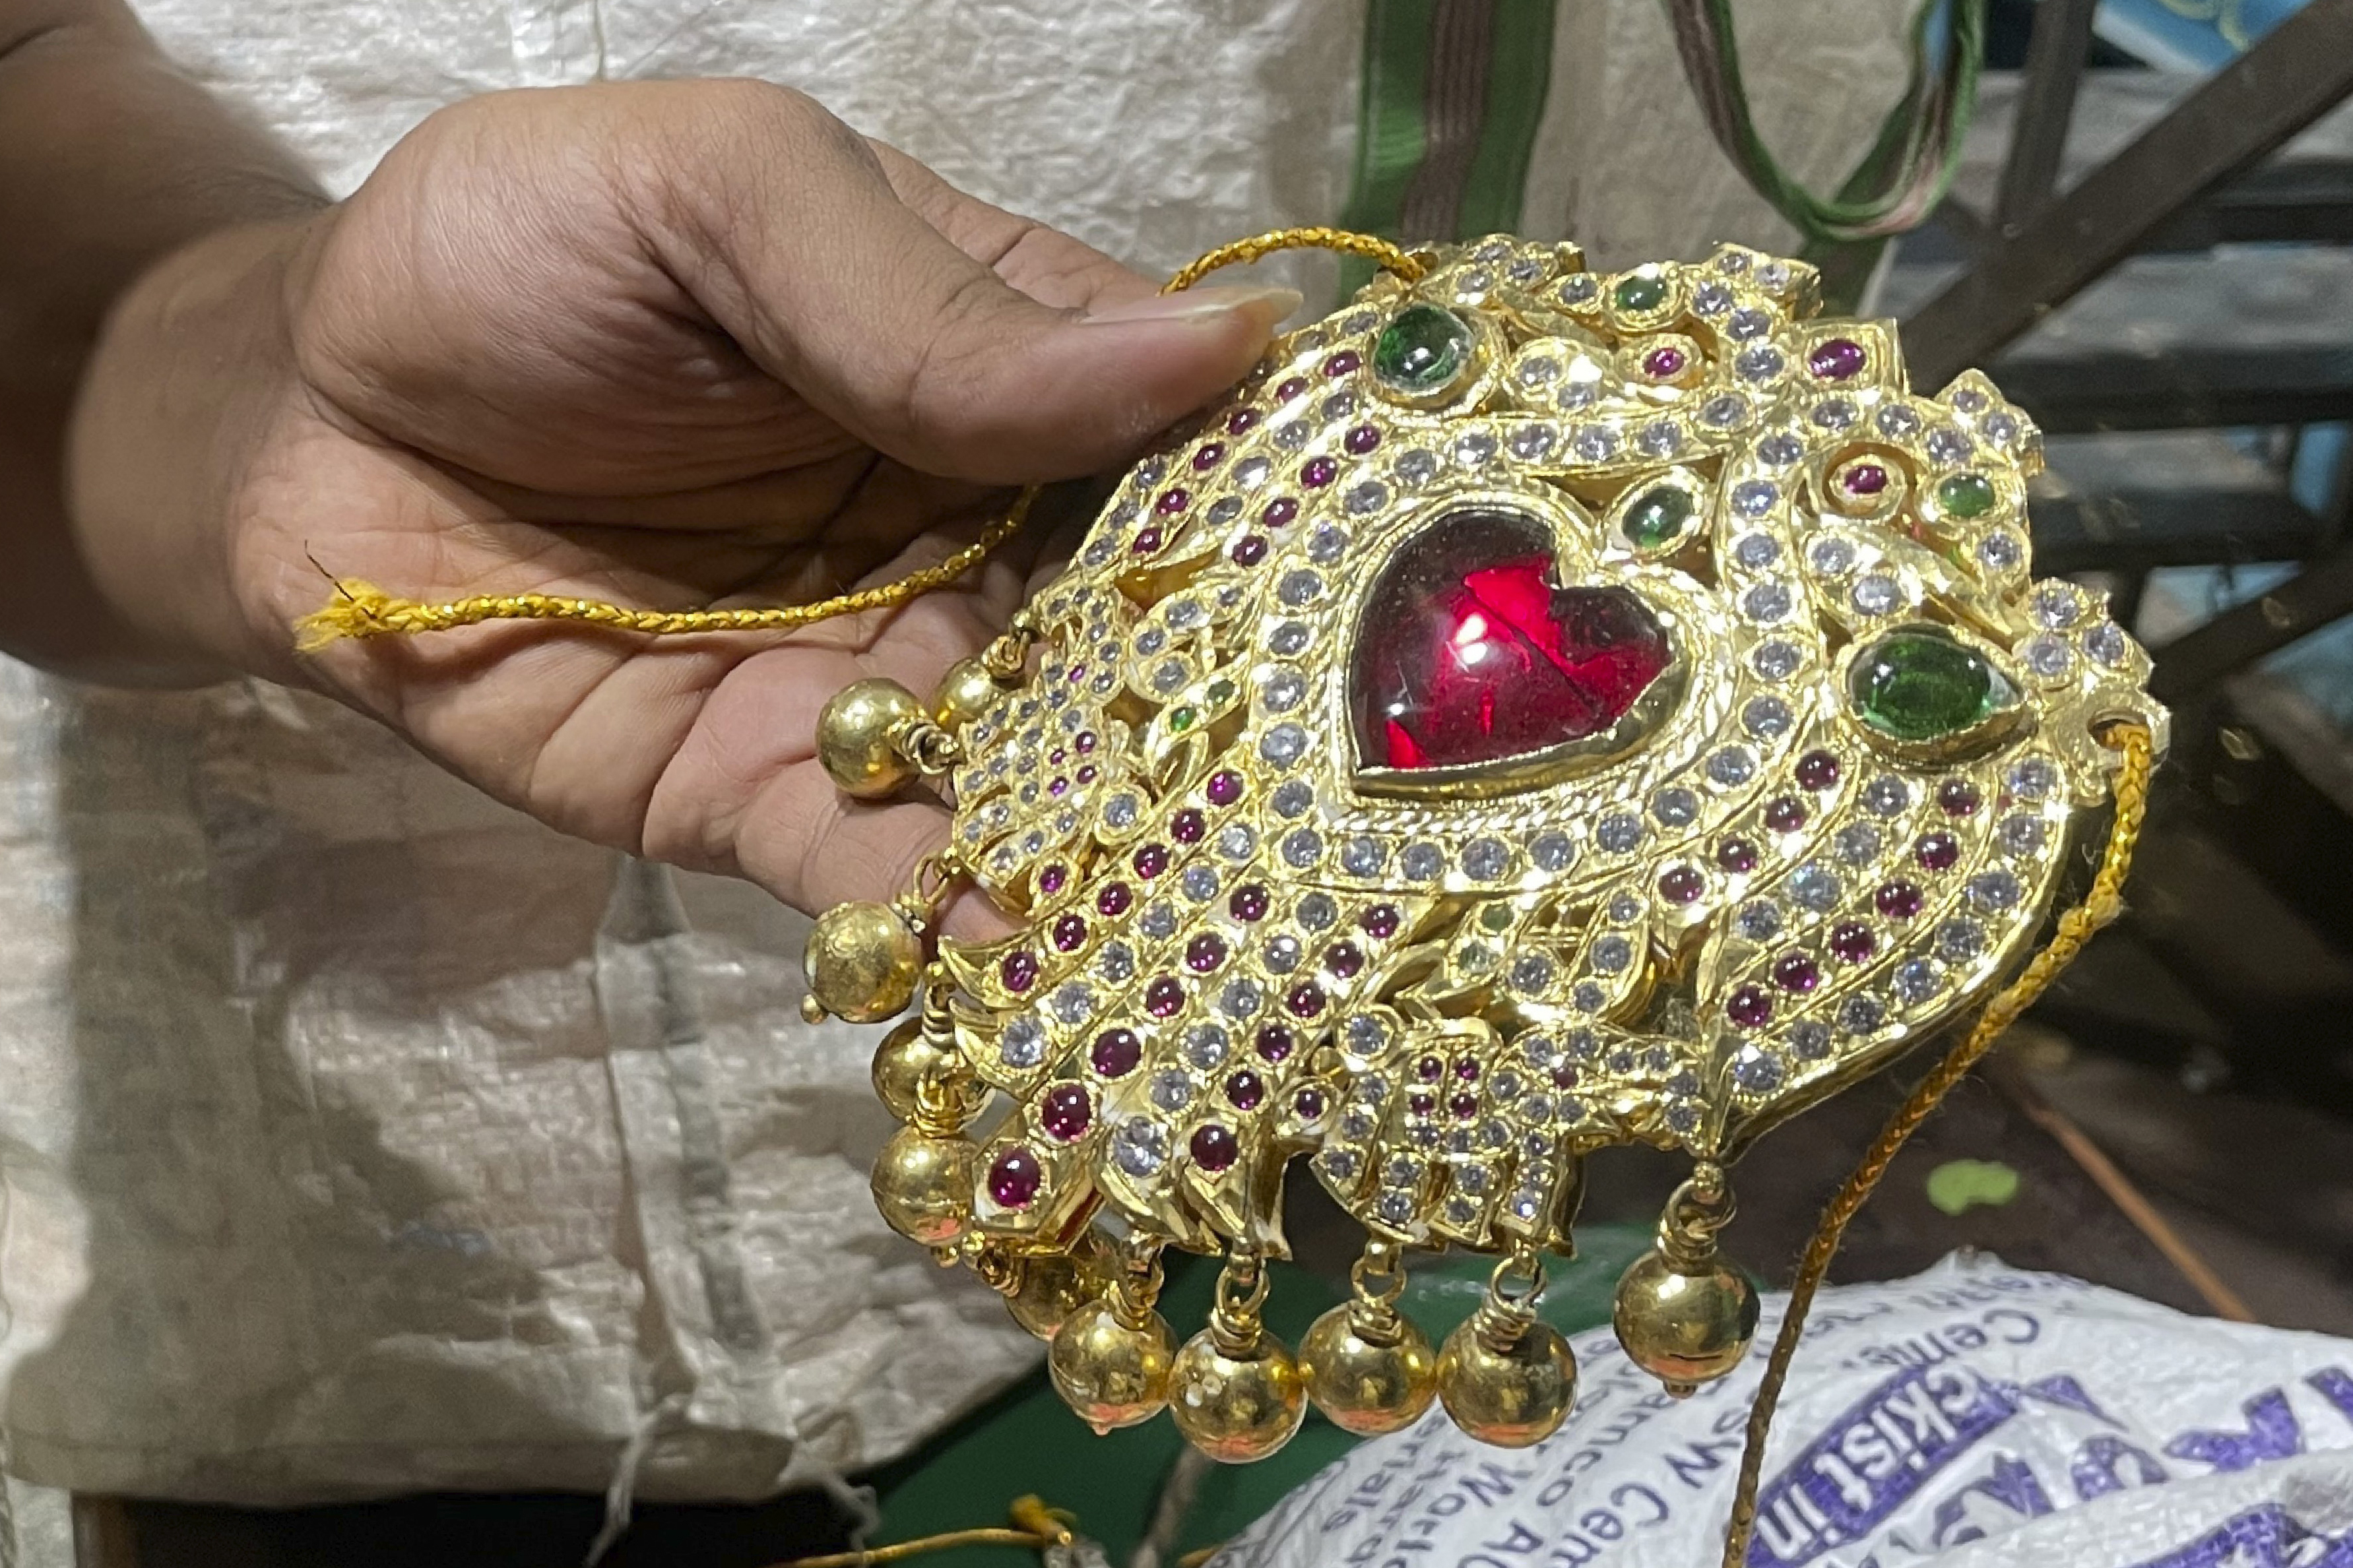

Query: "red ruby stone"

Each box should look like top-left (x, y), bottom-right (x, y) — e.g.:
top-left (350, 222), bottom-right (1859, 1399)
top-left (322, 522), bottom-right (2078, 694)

top-left (1040, 1084), bottom-right (1093, 1141)
top-left (1225, 1071), bottom-right (1265, 1111)
top-left (1190, 1123), bottom-right (1239, 1172)
top-left (1001, 951), bottom-right (1039, 992)
top-left (1772, 951), bottom-right (1821, 993)
top-left (1642, 345), bottom-right (1688, 379)
top-left (1937, 779), bottom-right (1982, 817)
top-left (1809, 338), bottom-right (1867, 380)
top-left (987, 1146), bottom-right (1043, 1208)
top-left (1227, 408), bottom-right (1260, 435)
top-left (1091, 1028), bottom-right (1142, 1077)
top-left (1830, 922), bottom-right (1877, 963)
top-left (1230, 884), bottom-right (1270, 922)
top-left (1351, 509), bottom-right (1673, 772)
top-left (1842, 462), bottom-right (1890, 497)
top-left (1052, 914), bottom-right (1087, 952)
top-left (1875, 880), bottom-right (1924, 920)
top-left (1207, 770), bottom-right (1244, 806)
top-left (1727, 986), bottom-right (1774, 1028)
top-left (1255, 1024), bottom-right (1295, 1062)
top-left (1361, 904), bottom-right (1401, 939)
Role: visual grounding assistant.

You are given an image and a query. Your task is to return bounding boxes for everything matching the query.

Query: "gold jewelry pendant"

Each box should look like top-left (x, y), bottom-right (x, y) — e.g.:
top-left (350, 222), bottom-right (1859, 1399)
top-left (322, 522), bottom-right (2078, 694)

top-left (802, 234), bottom-right (2167, 1459)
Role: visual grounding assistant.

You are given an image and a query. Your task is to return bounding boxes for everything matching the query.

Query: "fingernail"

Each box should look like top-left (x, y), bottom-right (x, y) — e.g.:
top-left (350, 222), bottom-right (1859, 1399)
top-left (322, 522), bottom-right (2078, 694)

top-left (1083, 284), bottom-right (1303, 327)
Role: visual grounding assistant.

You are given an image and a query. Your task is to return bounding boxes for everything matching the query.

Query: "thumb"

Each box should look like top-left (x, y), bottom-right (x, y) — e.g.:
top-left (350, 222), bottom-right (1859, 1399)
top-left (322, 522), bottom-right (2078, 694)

top-left (649, 83), bottom-right (1297, 484)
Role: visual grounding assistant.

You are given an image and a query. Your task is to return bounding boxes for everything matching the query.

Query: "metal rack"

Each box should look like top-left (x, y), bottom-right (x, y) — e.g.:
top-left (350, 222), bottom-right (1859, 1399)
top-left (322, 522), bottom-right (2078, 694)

top-left (1895, 0), bottom-right (2353, 706)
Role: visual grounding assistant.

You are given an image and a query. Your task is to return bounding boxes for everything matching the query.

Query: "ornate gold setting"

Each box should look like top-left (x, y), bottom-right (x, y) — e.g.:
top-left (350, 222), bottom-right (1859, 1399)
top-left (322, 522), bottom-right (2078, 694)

top-left (805, 234), bottom-right (2169, 1456)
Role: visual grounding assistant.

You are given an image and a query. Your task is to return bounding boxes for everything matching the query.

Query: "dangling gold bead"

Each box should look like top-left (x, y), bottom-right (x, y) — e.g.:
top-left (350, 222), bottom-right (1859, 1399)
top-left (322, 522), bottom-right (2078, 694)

top-left (816, 677), bottom-right (924, 798)
top-left (930, 657), bottom-right (1007, 732)
top-left (1048, 1298), bottom-right (1176, 1433)
top-left (1436, 1315), bottom-right (1578, 1448)
top-left (1299, 1304), bottom-right (1438, 1435)
top-left (1611, 1247), bottom-right (1760, 1396)
top-left (870, 1019), bottom-right (955, 1123)
top-left (1170, 1327), bottom-right (1307, 1462)
top-left (868, 1125), bottom-right (974, 1248)
top-left (1002, 1236), bottom-right (1113, 1340)
top-left (804, 901), bottom-right (923, 1023)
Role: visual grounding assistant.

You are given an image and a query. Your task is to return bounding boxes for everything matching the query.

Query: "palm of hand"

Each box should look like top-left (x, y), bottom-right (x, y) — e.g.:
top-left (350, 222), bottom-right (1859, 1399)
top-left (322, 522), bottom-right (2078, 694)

top-left (225, 84), bottom-right (1282, 924)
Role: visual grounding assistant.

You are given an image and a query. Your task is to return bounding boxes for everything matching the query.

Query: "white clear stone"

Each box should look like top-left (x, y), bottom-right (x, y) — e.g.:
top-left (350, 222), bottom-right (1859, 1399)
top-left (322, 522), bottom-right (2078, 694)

top-left (1852, 575), bottom-right (1902, 615)
top-left (2024, 634), bottom-right (2075, 679)
top-left (1743, 582), bottom-right (1793, 623)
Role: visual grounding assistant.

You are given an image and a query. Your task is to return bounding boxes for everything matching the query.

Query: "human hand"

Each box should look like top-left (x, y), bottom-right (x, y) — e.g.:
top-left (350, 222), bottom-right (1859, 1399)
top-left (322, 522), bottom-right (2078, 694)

top-left (69, 80), bottom-right (1294, 925)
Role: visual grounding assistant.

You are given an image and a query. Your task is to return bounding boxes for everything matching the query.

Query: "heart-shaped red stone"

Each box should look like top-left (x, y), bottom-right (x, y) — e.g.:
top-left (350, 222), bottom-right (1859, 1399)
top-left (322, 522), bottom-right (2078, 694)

top-left (1351, 509), bottom-right (1672, 773)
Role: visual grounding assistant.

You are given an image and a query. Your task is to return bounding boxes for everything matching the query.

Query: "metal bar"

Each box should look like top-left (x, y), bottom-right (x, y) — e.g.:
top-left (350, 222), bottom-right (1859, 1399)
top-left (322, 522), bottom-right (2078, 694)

top-left (1993, 0), bottom-right (2100, 230)
top-left (2150, 548), bottom-right (2353, 703)
top-left (1902, 0), bottom-right (2353, 389)
top-left (2141, 160), bottom-right (2353, 251)
top-left (2032, 489), bottom-right (2331, 573)
top-left (1995, 348), bottom-right (2353, 435)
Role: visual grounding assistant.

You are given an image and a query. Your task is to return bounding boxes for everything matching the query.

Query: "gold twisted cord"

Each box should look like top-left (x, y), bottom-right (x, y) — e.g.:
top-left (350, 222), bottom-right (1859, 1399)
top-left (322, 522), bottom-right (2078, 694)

top-left (1717, 722), bottom-right (2154, 1568)
top-left (296, 228), bottom-right (1419, 650)
top-left (294, 490), bottom-right (1038, 650)
top-left (761, 1495), bottom-right (1076, 1568)
top-left (1161, 226), bottom-right (1423, 294)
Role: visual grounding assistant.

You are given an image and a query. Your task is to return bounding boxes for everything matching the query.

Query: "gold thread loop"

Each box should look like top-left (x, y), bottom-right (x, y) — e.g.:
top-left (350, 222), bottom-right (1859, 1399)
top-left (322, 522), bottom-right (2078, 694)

top-left (1718, 723), bottom-right (2154, 1568)
top-left (1161, 226), bottom-right (1425, 294)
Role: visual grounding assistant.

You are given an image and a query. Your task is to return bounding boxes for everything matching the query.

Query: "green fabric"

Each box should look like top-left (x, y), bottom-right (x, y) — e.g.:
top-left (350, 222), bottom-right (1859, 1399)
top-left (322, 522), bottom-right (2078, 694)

top-left (866, 1223), bottom-right (1656, 1565)
top-left (1691, 0), bottom-right (1986, 246)
top-left (1336, 0), bottom-right (1562, 296)
top-left (1458, 0), bottom-right (1560, 239)
top-left (1337, 0), bottom-right (1438, 252)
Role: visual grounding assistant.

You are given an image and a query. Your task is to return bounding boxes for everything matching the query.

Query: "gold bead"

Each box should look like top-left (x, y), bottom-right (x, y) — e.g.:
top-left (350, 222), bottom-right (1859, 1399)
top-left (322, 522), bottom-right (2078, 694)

top-left (1002, 1238), bottom-right (1112, 1340)
top-left (868, 1125), bottom-right (974, 1248)
top-left (1170, 1328), bottom-right (1307, 1462)
top-left (805, 901), bottom-right (922, 1023)
top-left (816, 677), bottom-right (924, 798)
top-left (931, 657), bottom-right (1006, 732)
top-left (1048, 1298), bottom-right (1176, 1434)
top-left (1299, 1305), bottom-right (1437, 1436)
top-left (1436, 1315), bottom-right (1578, 1448)
top-left (870, 1019), bottom-right (964, 1123)
top-left (1611, 1248), bottom-right (1760, 1396)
